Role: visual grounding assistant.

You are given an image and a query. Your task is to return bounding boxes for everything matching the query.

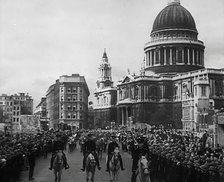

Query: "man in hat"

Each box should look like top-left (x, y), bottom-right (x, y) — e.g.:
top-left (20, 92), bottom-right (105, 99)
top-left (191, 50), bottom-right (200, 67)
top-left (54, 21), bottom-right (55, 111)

top-left (81, 133), bottom-right (101, 171)
top-left (131, 136), bottom-right (150, 182)
top-left (27, 144), bottom-right (36, 181)
top-left (49, 134), bottom-right (69, 170)
top-left (105, 135), bottom-right (125, 172)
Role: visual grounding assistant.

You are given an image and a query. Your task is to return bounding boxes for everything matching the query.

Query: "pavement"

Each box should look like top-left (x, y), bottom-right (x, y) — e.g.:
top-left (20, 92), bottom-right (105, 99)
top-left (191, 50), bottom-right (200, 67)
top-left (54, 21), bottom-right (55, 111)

top-left (19, 144), bottom-right (132, 182)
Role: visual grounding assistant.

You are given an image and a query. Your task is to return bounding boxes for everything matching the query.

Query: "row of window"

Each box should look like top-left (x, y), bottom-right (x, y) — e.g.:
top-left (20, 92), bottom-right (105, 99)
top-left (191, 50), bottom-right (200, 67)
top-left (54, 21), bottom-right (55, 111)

top-left (118, 85), bottom-right (207, 101)
top-left (60, 87), bottom-right (82, 93)
top-left (60, 113), bottom-right (83, 119)
top-left (96, 96), bottom-right (109, 105)
top-left (60, 95), bottom-right (83, 102)
top-left (13, 118), bottom-right (20, 122)
top-left (60, 104), bottom-right (83, 110)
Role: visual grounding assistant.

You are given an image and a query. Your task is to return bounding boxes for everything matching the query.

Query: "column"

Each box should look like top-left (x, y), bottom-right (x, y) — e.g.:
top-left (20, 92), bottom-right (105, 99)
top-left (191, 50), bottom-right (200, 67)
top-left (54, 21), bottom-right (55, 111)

top-left (182, 48), bottom-right (184, 64)
top-left (187, 48), bottom-right (190, 65)
top-left (153, 49), bottom-right (156, 64)
top-left (197, 50), bottom-right (199, 65)
top-left (202, 51), bottom-right (204, 66)
top-left (126, 107), bottom-right (128, 126)
top-left (146, 52), bottom-right (149, 66)
top-left (159, 48), bottom-right (161, 65)
top-left (176, 48), bottom-right (178, 64)
top-left (150, 50), bottom-right (152, 66)
top-left (144, 85), bottom-right (146, 100)
top-left (161, 85), bottom-right (164, 100)
top-left (147, 52), bottom-right (150, 66)
top-left (170, 48), bottom-right (173, 65)
top-left (164, 48), bottom-right (167, 65)
top-left (192, 49), bottom-right (195, 65)
top-left (121, 108), bottom-right (124, 126)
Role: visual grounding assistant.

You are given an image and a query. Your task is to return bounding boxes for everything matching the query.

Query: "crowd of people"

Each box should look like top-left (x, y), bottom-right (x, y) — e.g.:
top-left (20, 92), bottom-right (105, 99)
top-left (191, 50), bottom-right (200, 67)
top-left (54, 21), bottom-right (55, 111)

top-left (1, 127), bottom-right (224, 182)
top-left (119, 128), bottom-right (224, 182)
top-left (0, 130), bottom-right (68, 182)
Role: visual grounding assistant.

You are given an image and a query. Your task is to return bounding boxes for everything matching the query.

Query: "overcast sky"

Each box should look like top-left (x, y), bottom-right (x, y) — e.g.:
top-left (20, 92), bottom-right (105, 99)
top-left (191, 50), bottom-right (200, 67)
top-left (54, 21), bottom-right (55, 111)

top-left (0, 0), bottom-right (224, 107)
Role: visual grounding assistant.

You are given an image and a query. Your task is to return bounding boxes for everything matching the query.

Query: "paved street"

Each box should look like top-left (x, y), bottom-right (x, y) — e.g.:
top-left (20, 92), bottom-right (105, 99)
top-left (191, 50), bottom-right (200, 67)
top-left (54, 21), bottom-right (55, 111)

top-left (19, 144), bottom-right (132, 182)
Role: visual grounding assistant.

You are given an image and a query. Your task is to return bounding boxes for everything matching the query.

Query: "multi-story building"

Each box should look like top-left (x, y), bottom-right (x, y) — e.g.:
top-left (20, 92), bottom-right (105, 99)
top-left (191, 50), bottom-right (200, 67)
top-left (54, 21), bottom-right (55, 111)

top-left (94, 50), bottom-right (117, 129)
top-left (0, 93), bottom-right (33, 132)
top-left (115, 0), bottom-right (224, 131)
top-left (12, 93), bottom-right (33, 115)
top-left (46, 74), bottom-right (89, 130)
top-left (34, 97), bottom-right (48, 130)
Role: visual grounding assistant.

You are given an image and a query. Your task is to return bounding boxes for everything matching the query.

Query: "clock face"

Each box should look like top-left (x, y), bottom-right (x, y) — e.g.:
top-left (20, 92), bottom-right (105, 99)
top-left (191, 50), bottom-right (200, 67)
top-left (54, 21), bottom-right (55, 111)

top-left (105, 80), bottom-right (111, 87)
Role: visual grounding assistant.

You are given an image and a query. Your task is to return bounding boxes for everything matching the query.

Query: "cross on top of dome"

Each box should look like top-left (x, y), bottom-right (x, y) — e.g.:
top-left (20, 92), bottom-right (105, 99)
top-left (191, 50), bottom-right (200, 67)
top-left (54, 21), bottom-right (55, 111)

top-left (168, 0), bottom-right (180, 5)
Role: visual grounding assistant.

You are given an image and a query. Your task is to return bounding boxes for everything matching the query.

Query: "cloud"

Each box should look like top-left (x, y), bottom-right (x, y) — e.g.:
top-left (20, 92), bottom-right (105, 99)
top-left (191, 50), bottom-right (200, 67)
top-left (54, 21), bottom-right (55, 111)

top-left (0, 0), bottom-right (224, 107)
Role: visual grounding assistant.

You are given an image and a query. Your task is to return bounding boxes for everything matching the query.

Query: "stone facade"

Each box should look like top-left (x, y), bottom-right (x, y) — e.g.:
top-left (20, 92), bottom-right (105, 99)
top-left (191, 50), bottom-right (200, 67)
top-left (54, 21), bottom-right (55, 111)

top-left (116, 1), bottom-right (224, 131)
top-left (94, 50), bottom-right (117, 129)
top-left (46, 74), bottom-right (89, 129)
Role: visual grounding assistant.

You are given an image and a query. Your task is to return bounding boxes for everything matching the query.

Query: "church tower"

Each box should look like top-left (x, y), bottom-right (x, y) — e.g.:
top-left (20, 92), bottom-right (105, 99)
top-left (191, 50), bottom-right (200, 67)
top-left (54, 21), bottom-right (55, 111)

top-left (94, 49), bottom-right (117, 129)
top-left (96, 49), bottom-right (113, 90)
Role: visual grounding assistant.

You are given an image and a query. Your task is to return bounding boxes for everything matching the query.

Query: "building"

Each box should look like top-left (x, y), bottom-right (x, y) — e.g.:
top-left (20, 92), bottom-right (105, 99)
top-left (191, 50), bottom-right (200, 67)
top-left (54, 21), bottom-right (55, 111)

top-left (94, 50), bottom-right (117, 129)
top-left (0, 93), bottom-right (33, 133)
top-left (46, 74), bottom-right (89, 130)
top-left (12, 93), bottom-right (33, 115)
top-left (34, 97), bottom-right (48, 130)
top-left (116, 0), bottom-right (224, 131)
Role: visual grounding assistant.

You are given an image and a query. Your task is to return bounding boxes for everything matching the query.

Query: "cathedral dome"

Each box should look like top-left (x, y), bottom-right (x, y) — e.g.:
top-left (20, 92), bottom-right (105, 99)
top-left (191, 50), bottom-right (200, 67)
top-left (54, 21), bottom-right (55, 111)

top-left (152, 0), bottom-right (197, 34)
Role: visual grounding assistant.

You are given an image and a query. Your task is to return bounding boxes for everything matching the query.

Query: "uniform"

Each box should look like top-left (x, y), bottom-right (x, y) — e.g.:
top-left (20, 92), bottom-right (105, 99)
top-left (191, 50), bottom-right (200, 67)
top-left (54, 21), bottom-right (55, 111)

top-left (81, 134), bottom-right (101, 171)
top-left (49, 135), bottom-right (69, 170)
top-left (131, 137), bottom-right (150, 182)
top-left (106, 137), bottom-right (124, 171)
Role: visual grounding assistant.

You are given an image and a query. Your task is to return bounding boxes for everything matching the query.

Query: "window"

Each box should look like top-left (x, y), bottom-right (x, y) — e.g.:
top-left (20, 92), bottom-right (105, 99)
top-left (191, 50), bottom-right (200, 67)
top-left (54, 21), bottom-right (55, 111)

top-left (67, 105), bottom-right (71, 110)
top-left (61, 96), bottom-right (64, 101)
top-left (60, 87), bottom-right (64, 93)
top-left (73, 105), bottom-right (76, 110)
top-left (201, 86), bottom-right (206, 96)
top-left (72, 87), bottom-right (77, 93)
top-left (61, 113), bottom-right (63, 119)
top-left (80, 96), bottom-right (83, 101)
top-left (80, 104), bottom-right (82, 110)
top-left (67, 113), bottom-right (71, 119)
top-left (72, 95), bottom-right (77, 101)
top-left (67, 88), bottom-right (71, 93)
top-left (67, 96), bottom-right (71, 101)
top-left (73, 114), bottom-right (76, 119)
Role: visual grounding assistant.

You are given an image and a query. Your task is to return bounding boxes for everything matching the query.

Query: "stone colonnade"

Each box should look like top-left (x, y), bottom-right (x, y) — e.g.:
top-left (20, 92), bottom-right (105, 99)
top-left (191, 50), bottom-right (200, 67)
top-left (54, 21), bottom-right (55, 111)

top-left (118, 106), bottom-right (132, 125)
top-left (145, 46), bottom-right (204, 67)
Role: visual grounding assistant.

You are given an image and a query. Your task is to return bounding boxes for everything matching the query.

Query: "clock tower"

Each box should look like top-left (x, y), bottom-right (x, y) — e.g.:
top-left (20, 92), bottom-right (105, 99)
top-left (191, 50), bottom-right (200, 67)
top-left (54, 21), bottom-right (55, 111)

top-left (94, 49), bottom-right (117, 129)
top-left (96, 49), bottom-right (113, 90)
